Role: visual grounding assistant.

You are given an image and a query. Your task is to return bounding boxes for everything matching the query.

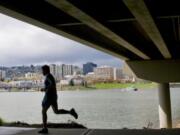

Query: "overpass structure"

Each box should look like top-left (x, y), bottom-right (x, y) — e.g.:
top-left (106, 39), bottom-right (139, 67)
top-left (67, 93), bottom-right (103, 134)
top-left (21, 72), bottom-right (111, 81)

top-left (0, 0), bottom-right (180, 128)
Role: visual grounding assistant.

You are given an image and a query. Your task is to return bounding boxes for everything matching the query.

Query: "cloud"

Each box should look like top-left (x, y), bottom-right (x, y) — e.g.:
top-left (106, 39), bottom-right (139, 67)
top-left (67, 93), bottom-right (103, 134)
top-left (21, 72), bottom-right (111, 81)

top-left (0, 13), bottom-right (123, 67)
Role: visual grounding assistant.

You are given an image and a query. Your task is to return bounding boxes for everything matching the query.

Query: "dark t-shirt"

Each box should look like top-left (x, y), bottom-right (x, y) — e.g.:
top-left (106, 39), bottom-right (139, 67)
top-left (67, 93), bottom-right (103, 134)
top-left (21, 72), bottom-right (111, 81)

top-left (44, 73), bottom-right (57, 100)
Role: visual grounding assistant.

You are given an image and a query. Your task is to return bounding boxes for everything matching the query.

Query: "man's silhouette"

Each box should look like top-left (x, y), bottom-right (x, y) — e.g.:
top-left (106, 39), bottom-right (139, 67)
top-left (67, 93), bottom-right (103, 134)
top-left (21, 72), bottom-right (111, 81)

top-left (39, 65), bottom-right (78, 134)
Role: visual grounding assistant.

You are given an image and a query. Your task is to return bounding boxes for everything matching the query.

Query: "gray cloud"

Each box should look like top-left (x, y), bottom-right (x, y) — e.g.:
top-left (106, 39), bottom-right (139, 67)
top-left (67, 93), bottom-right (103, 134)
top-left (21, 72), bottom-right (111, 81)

top-left (0, 13), bottom-right (123, 67)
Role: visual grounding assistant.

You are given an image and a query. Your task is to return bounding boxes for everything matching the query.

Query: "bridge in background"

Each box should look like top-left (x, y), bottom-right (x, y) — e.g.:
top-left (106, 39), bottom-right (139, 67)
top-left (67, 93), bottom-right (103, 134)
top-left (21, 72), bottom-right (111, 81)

top-left (0, 0), bottom-right (180, 129)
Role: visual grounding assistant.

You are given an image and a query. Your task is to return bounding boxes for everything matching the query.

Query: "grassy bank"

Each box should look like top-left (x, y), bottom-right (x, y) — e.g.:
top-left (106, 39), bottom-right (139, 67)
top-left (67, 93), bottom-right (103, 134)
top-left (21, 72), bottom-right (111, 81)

top-left (59, 82), bottom-right (157, 90)
top-left (0, 83), bottom-right (158, 92)
top-left (93, 82), bottom-right (157, 90)
top-left (0, 120), bottom-right (86, 128)
top-left (0, 117), bottom-right (4, 126)
top-left (0, 116), bottom-right (85, 128)
top-left (59, 85), bottom-right (96, 91)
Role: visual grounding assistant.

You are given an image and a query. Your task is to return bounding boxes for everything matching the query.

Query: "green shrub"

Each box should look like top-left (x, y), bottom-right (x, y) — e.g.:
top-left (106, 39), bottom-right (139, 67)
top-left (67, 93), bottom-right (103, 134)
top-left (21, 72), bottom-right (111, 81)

top-left (0, 117), bottom-right (4, 126)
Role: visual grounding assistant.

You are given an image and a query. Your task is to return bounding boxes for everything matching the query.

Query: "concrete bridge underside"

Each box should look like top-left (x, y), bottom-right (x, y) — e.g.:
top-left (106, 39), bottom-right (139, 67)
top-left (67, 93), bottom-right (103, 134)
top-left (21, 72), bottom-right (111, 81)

top-left (0, 0), bottom-right (180, 129)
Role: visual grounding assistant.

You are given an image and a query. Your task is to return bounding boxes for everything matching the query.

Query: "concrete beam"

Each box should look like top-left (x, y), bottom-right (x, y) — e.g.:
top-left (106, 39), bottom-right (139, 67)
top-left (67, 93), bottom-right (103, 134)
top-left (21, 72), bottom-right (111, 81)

top-left (0, 5), bottom-right (129, 60)
top-left (58, 16), bottom-right (180, 26)
top-left (123, 0), bottom-right (171, 59)
top-left (46, 0), bottom-right (150, 60)
top-left (57, 15), bottom-right (180, 27)
top-left (126, 59), bottom-right (180, 83)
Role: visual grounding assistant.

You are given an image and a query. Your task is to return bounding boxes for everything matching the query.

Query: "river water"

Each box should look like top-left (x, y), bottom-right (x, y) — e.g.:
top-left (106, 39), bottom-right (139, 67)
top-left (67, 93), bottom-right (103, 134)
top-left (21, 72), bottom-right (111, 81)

top-left (0, 88), bottom-right (180, 129)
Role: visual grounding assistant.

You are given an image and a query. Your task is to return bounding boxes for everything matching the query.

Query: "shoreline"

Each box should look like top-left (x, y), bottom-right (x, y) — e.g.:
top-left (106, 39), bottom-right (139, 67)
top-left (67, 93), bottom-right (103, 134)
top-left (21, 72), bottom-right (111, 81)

top-left (0, 121), bottom-right (86, 129)
top-left (1, 120), bottom-right (180, 129)
top-left (0, 83), bottom-right (158, 92)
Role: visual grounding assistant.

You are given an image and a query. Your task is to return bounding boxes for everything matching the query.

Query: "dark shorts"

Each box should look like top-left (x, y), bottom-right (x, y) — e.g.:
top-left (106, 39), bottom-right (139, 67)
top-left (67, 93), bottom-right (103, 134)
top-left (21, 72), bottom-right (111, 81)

top-left (42, 95), bottom-right (58, 109)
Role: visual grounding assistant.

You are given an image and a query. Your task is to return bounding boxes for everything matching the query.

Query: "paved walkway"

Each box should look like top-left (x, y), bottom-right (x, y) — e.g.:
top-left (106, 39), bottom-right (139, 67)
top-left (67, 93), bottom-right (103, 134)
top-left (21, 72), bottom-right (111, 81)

top-left (1, 127), bottom-right (180, 135)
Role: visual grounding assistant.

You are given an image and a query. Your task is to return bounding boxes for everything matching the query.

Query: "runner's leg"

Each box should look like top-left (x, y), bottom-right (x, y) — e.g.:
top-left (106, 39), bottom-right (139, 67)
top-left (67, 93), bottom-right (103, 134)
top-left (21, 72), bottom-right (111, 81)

top-left (51, 101), bottom-right (78, 119)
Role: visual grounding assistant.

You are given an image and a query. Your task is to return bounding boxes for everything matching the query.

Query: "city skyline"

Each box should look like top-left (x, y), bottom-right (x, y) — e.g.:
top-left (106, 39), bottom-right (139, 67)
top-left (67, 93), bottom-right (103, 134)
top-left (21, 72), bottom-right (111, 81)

top-left (0, 62), bottom-right (121, 68)
top-left (0, 62), bottom-right (134, 84)
top-left (0, 13), bottom-right (123, 68)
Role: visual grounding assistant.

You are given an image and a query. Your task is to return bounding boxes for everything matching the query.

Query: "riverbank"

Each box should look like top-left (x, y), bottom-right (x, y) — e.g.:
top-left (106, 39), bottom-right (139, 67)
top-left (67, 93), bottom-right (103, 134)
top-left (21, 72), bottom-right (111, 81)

top-left (60, 82), bottom-right (157, 90)
top-left (0, 83), bottom-right (158, 91)
top-left (0, 115), bottom-right (86, 128)
top-left (93, 82), bottom-right (157, 90)
top-left (0, 120), bottom-right (86, 129)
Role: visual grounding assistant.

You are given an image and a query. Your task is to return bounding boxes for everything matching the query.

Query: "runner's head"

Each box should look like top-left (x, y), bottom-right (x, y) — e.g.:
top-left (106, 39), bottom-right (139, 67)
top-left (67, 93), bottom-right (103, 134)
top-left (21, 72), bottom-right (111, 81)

top-left (42, 65), bottom-right (50, 75)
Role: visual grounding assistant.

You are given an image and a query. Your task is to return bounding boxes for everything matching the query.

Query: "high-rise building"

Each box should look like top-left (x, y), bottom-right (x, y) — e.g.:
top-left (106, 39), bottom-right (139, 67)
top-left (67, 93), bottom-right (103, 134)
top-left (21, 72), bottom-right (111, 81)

top-left (50, 64), bottom-right (76, 80)
top-left (62, 64), bottom-right (73, 76)
top-left (83, 62), bottom-right (97, 75)
top-left (113, 68), bottom-right (123, 81)
top-left (50, 64), bottom-right (56, 77)
top-left (0, 70), bottom-right (6, 80)
top-left (56, 65), bottom-right (63, 80)
top-left (94, 66), bottom-right (114, 81)
top-left (50, 64), bottom-right (63, 81)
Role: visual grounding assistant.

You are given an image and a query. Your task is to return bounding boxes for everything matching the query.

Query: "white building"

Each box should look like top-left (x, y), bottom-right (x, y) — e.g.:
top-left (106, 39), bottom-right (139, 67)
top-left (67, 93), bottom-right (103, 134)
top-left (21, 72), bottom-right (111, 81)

top-left (50, 64), bottom-right (63, 81)
top-left (113, 68), bottom-right (123, 81)
top-left (25, 72), bottom-right (43, 80)
top-left (50, 64), bottom-right (78, 80)
top-left (56, 65), bottom-right (63, 80)
top-left (85, 72), bottom-right (95, 78)
top-left (10, 81), bottom-right (35, 88)
top-left (60, 79), bottom-right (70, 86)
top-left (50, 64), bottom-right (56, 77)
top-left (60, 75), bottom-right (85, 86)
top-left (62, 64), bottom-right (73, 76)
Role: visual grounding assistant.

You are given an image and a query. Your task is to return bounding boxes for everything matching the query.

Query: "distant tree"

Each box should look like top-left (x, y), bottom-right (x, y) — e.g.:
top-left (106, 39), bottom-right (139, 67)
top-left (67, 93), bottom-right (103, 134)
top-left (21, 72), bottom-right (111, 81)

top-left (69, 79), bottom-right (74, 86)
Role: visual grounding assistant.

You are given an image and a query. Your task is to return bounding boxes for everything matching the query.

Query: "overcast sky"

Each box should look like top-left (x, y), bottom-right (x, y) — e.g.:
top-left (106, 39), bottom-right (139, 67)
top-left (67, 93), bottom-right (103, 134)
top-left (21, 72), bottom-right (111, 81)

top-left (0, 13), bottom-right (123, 68)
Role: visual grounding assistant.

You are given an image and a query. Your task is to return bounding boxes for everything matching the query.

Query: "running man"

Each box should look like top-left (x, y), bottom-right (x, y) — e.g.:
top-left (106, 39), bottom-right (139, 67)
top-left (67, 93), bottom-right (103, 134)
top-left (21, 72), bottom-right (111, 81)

top-left (38, 65), bottom-right (78, 134)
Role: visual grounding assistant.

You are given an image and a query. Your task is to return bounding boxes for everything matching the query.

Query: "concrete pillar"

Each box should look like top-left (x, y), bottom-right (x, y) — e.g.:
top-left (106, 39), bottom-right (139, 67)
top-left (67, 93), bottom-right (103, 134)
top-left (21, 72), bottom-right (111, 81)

top-left (158, 83), bottom-right (172, 128)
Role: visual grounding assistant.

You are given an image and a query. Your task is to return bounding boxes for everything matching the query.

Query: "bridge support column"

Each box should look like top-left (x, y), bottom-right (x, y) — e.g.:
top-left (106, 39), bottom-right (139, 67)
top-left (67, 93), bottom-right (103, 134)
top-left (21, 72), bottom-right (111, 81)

top-left (126, 60), bottom-right (180, 128)
top-left (158, 83), bottom-right (172, 128)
